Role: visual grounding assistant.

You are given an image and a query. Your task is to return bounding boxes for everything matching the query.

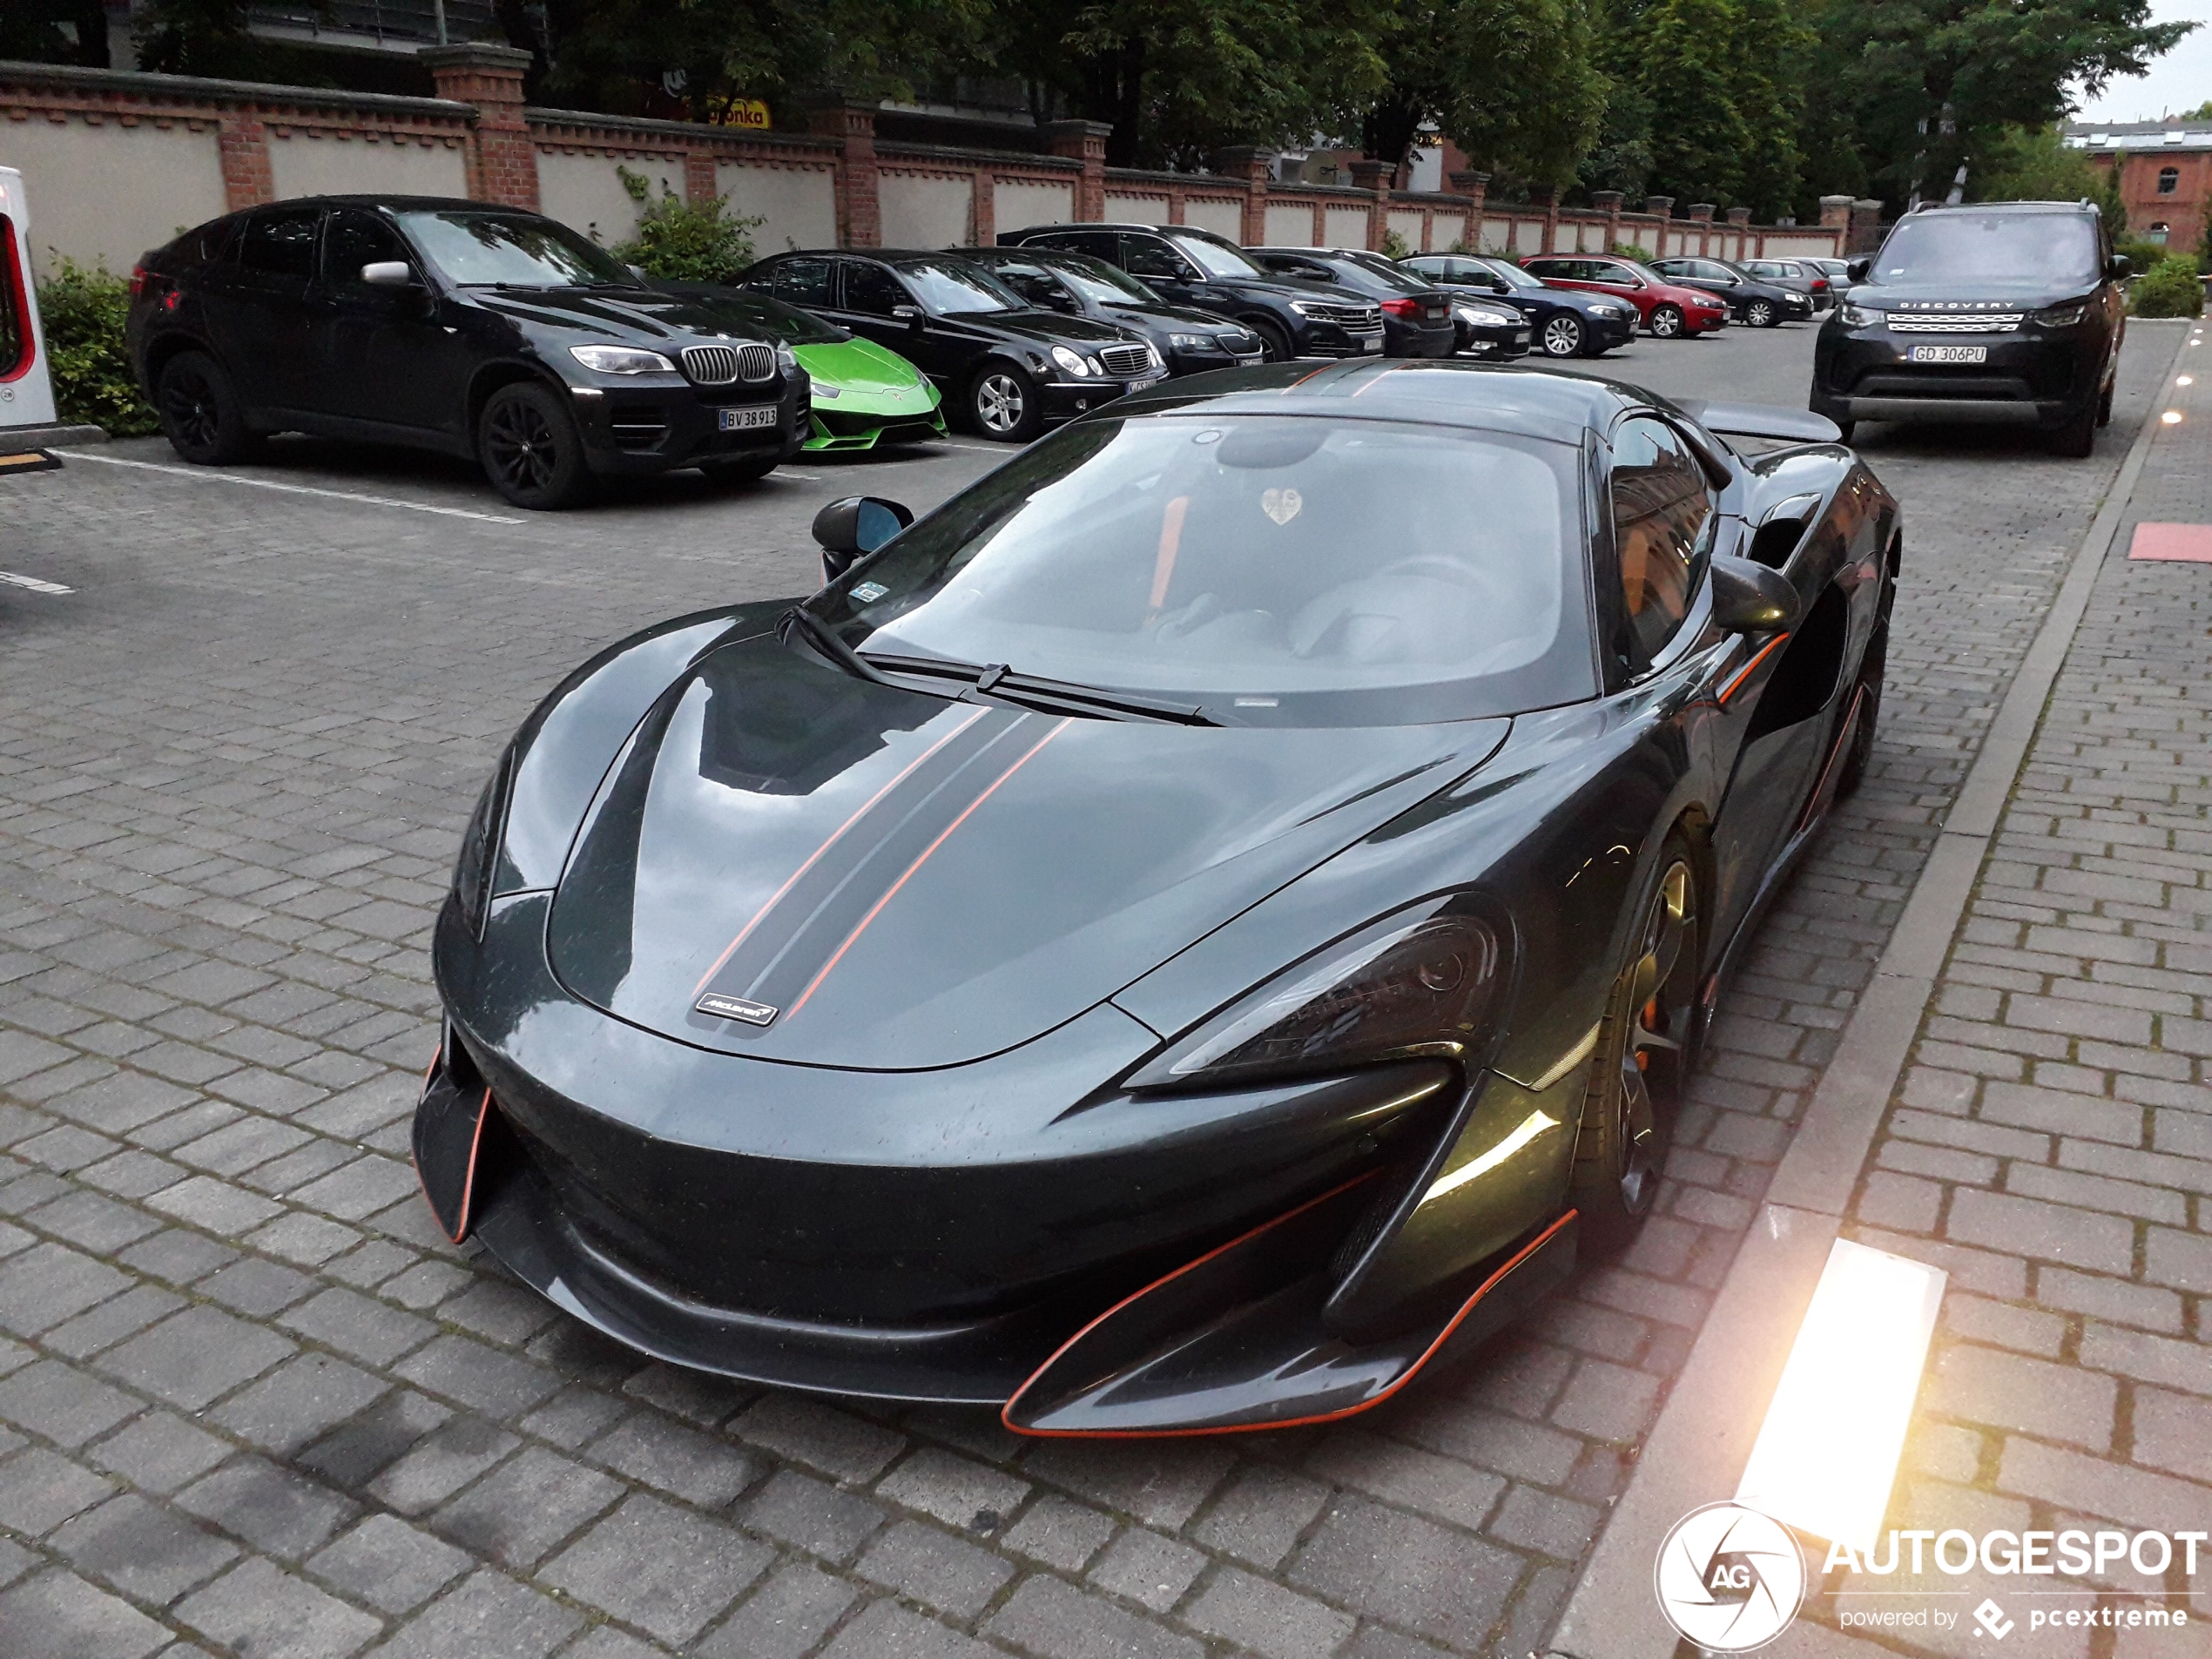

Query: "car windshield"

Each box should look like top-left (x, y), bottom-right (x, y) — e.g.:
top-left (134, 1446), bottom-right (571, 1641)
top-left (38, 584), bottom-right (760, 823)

top-left (1477, 259), bottom-right (1544, 290)
top-left (1175, 235), bottom-right (1266, 279)
top-left (1875, 212), bottom-right (2101, 287)
top-left (897, 260), bottom-right (1024, 314)
top-left (1337, 256), bottom-right (1431, 295)
top-left (396, 211), bottom-right (639, 288)
top-left (1611, 260), bottom-right (1662, 284)
top-left (813, 414), bottom-right (1594, 723)
top-left (1037, 253), bottom-right (1158, 304)
top-left (693, 289), bottom-right (846, 344)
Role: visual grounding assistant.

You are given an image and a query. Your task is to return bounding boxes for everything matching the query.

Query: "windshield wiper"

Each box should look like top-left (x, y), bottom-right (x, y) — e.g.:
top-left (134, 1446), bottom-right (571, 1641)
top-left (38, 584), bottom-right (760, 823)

top-left (779, 606), bottom-right (893, 687)
top-left (861, 652), bottom-right (1219, 726)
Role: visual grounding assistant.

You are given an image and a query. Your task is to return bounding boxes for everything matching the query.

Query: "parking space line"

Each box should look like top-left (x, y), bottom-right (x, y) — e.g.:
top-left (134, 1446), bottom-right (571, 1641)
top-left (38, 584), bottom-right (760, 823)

top-left (51, 450), bottom-right (527, 524)
top-left (0, 570), bottom-right (71, 595)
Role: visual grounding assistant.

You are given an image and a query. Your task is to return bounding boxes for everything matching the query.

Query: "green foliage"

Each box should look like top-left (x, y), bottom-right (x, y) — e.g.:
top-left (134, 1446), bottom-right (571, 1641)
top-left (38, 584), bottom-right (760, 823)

top-left (2128, 255), bottom-right (2204, 317)
top-left (35, 259), bottom-right (159, 436)
top-left (1380, 227), bottom-right (1413, 260)
top-left (1972, 125), bottom-right (2102, 206)
top-left (2114, 237), bottom-right (2170, 274)
top-left (608, 168), bottom-right (764, 284)
top-left (1612, 240), bottom-right (1657, 259)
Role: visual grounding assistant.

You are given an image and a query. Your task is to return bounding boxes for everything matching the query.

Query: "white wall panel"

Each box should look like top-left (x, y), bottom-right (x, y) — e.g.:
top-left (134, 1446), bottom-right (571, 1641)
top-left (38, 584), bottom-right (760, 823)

top-left (992, 179), bottom-right (1071, 237)
top-left (268, 132), bottom-right (465, 206)
top-left (722, 161), bottom-right (837, 253)
top-left (879, 172), bottom-right (972, 249)
top-left (2, 117), bottom-right (227, 279)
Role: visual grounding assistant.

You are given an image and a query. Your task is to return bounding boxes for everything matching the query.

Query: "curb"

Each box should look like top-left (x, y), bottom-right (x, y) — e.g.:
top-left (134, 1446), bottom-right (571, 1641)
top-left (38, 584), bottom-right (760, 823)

top-left (1543, 320), bottom-right (2195, 1659)
top-left (1, 421), bottom-right (109, 448)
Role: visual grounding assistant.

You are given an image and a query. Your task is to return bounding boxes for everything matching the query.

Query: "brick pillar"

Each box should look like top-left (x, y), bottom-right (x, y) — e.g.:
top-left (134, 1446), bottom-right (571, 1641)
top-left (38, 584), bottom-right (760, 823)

top-left (1450, 171), bottom-right (1488, 252)
top-left (422, 44), bottom-right (537, 209)
top-left (1688, 200), bottom-right (1714, 254)
top-left (1348, 158), bottom-right (1392, 252)
top-left (1850, 198), bottom-right (1884, 254)
top-left (684, 151), bottom-right (716, 205)
top-left (972, 170), bottom-right (995, 246)
top-left (1818, 194), bottom-right (1853, 256)
top-left (1214, 145), bottom-right (1275, 245)
top-left (1527, 183), bottom-right (1559, 253)
top-left (810, 102), bottom-right (880, 246)
top-left (1044, 119), bottom-right (1111, 222)
top-left (1591, 188), bottom-right (1622, 255)
top-left (1165, 184), bottom-right (1187, 226)
top-left (1724, 204), bottom-right (1750, 260)
top-left (216, 110), bottom-right (275, 209)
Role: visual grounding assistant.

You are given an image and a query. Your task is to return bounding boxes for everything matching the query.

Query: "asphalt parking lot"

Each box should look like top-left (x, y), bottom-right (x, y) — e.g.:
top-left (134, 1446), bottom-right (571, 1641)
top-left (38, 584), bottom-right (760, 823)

top-left (0, 321), bottom-right (2182, 1659)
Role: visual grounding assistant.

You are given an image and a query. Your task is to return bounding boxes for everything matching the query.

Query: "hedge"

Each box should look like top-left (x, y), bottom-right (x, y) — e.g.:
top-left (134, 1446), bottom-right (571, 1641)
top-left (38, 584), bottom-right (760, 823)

top-left (37, 259), bottom-right (160, 435)
top-left (2130, 256), bottom-right (2205, 319)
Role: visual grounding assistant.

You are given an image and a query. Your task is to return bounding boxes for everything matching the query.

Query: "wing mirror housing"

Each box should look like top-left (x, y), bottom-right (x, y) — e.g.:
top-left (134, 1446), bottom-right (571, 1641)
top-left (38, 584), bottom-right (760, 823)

top-left (813, 496), bottom-right (915, 583)
top-left (1709, 555), bottom-right (1802, 633)
top-left (1846, 257), bottom-right (1871, 282)
top-left (891, 304), bottom-right (924, 331)
top-left (2107, 253), bottom-right (2130, 280)
top-left (361, 261), bottom-right (417, 287)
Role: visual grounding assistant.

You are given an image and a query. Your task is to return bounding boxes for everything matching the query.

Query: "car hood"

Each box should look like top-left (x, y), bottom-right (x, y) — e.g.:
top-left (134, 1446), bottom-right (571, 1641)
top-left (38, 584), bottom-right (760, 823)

top-left (545, 634), bottom-right (1508, 1071)
top-left (971, 309), bottom-right (1146, 348)
top-left (1102, 300), bottom-right (1248, 333)
top-left (790, 338), bottom-right (936, 406)
top-left (1856, 279), bottom-right (2091, 309)
top-left (469, 284), bottom-right (772, 344)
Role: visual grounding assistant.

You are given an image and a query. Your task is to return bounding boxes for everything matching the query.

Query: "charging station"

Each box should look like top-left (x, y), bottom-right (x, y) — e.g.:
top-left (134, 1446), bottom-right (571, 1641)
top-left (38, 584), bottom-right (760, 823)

top-left (0, 165), bottom-right (59, 434)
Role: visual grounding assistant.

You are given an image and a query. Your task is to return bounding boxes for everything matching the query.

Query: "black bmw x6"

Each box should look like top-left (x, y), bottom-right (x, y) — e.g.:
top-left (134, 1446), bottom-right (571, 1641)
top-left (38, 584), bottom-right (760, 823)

top-left (125, 195), bottom-right (809, 509)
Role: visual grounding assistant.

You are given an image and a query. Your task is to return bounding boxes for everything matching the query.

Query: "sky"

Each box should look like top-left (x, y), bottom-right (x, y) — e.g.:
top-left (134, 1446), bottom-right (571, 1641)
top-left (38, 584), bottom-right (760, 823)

top-left (2073, 0), bottom-right (2212, 121)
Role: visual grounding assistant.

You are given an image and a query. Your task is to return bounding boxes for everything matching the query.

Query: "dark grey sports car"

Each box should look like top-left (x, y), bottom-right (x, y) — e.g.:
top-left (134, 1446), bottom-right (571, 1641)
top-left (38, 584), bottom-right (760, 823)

top-left (416, 361), bottom-right (1898, 1436)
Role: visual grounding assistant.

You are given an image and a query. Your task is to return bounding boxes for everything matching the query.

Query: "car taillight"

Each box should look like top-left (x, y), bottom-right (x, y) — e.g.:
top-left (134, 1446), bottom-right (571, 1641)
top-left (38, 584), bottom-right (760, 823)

top-left (130, 264), bottom-right (147, 298)
top-left (1379, 297), bottom-right (1420, 319)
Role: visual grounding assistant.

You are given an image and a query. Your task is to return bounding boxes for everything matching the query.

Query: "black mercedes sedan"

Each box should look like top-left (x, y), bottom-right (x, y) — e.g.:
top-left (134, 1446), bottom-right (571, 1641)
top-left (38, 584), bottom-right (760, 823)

top-left (743, 250), bottom-right (1162, 442)
top-left (997, 223), bottom-right (1384, 362)
top-left (125, 196), bottom-right (808, 509)
top-left (417, 359), bottom-right (1900, 1434)
top-left (1400, 253), bottom-right (1638, 358)
top-left (959, 246), bottom-right (1265, 377)
top-left (1648, 257), bottom-right (1814, 327)
top-left (1245, 247), bottom-right (1457, 358)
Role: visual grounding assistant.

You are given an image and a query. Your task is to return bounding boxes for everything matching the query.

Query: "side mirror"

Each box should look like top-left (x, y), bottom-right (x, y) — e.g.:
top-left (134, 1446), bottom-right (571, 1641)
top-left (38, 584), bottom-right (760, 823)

top-left (1846, 258), bottom-right (1871, 282)
top-left (891, 305), bottom-right (924, 330)
top-left (2107, 254), bottom-right (2130, 280)
top-left (1709, 554), bottom-right (1802, 633)
top-left (361, 261), bottom-right (416, 287)
top-left (813, 496), bottom-right (914, 583)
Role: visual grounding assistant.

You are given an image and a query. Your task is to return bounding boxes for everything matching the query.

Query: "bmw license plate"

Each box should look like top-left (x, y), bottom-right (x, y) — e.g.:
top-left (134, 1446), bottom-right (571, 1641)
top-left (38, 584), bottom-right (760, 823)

top-left (1909, 345), bottom-right (1987, 364)
top-left (718, 406), bottom-right (779, 432)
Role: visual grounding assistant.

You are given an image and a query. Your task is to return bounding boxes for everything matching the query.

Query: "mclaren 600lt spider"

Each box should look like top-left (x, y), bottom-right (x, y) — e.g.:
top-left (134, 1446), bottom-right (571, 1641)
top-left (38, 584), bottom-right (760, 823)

top-left (416, 359), bottom-right (1898, 1436)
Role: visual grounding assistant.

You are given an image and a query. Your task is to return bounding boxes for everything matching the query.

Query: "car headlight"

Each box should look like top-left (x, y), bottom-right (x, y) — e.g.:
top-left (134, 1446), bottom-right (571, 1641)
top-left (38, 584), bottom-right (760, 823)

top-left (452, 749), bottom-right (514, 940)
top-left (569, 344), bottom-right (676, 374)
top-left (1838, 299), bottom-right (1883, 327)
top-left (1589, 303), bottom-right (1623, 318)
top-left (1454, 306), bottom-right (1518, 327)
top-left (1168, 332), bottom-right (1209, 351)
top-left (1050, 346), bottom-right (1092, 378)
top-left (2032, 300), bottom-right (2089, 327)
top-left (1127, 904), bottom-right (1508, 1089)
top-left (774, 341), bottom-right (798, 372)
top-left (1288, 300), bottom-right (1328, 319)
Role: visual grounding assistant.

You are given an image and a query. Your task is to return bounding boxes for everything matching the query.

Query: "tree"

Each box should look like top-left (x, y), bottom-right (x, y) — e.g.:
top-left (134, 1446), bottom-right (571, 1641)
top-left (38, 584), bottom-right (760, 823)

top-left (1341, 0), bottom-right (1607, 189)
top-left (1727, 0), bottom-right (1813, 219)
top-left (1971, 124), bottom-right (2100, 200)
top-left (986, 0), bottom-right (1392, 169)
top-left (1633, 0), bottom-right (1753, 205)
top-left (1797, 0), bottom-right (2195, 211)
top-left (132, 0), bottom-right (256, 76)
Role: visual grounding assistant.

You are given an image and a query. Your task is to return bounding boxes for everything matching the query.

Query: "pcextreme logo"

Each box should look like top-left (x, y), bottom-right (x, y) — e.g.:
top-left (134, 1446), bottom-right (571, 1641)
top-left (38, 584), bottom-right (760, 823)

top-left (1654, 1501), bottom-right (1808, 1652)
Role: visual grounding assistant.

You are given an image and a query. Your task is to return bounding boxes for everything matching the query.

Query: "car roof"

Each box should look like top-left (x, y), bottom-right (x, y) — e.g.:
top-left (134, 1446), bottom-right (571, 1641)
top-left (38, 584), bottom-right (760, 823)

top-left (1904, 200), bottom-right (2095, 216)
top-left (226, 196), bottom-right (509, 212)
top-left (1103, 356), bottom-right (1680, 446)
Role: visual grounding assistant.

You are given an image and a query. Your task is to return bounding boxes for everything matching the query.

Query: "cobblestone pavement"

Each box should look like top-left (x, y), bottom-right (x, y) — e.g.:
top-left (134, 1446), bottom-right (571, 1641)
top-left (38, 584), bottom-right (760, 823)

top-left (1771, 320), bottom-right (2210, 1658)
top-left (0, 325), bottom-right (2183, 1659)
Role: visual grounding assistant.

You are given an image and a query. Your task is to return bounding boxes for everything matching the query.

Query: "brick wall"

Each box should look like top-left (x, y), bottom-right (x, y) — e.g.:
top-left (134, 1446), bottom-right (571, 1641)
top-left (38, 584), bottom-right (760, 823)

top-left (0, 57), bottom-right (1843, 273)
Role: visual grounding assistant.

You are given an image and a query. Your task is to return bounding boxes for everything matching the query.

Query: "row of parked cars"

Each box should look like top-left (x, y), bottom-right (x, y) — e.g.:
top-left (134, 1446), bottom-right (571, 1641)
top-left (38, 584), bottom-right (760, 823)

top-left (124, 192), bottom-right (1843, 509)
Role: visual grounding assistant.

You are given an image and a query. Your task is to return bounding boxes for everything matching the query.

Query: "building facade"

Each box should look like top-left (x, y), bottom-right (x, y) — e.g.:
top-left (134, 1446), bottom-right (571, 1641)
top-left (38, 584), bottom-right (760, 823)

top-left (2066, 117), bottom-right (2212, 249)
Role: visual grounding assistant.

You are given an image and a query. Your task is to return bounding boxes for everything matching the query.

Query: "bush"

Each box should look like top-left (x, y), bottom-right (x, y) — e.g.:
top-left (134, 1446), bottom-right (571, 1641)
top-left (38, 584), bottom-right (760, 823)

top-left (2114, 239), bottom-right (2172, 278)
top-left (610, 167), bottom-right (764, 284)
top-left (36, 258), bottom-right (159, 435)
top-left (1612, 242), bottom-right (1656, 260)
top-left (2129, 256), bottom-right (2205, 318)
top-left (1379, 228), bottom-right (1413, 260)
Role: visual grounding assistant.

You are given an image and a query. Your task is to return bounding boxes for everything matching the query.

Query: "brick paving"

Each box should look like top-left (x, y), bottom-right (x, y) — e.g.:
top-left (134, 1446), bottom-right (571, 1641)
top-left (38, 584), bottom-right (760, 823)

top-left (1767, 321), bottom-right (2212, 1656)
top-left (0, 326), bottom-right (2186, 1659)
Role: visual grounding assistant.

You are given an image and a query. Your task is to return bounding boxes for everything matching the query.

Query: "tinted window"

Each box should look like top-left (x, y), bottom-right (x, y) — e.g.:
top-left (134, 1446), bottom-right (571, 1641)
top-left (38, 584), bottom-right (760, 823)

top-left (1694, 261), bottom-right (1735, 281)
top-left (1170, 233), bottom-right (1266, 279)
top-left (693, 288), bottom-right (845, 343)
top-left (1124, 237), bottom-right (1197, 281)
top-left (843, 262), bottom-right (909, 316)
top-left (1610, 417), bottom-right (1711, 669)
top-left (1030, 230), bottom-right (1123, 262)
top-left (322, 211), bottom-right (410, 287)
top-left (1475, 258), bottom-right (1542, 290)
top-left (1029, 253), bottom-right (1157, 304)
top-left (987, 261), bottom-right (1071, 308)
top-left (898, 260), bottom-right (1020, 314)
top-left (813, 414), bottom-right (1592, 721)
top-left (1591, 262), bottom-right (1637, 284)
top-left (238, 209), bottom-right (320, 280)
top-left (396, 210), bottom-right (637, 288)
top-left (766, 256), bottom-right (833, 306)
top-left (1264, 257), bottom-right (1334, 281)
top-left (1874, 211), bottom-right (2101, 287)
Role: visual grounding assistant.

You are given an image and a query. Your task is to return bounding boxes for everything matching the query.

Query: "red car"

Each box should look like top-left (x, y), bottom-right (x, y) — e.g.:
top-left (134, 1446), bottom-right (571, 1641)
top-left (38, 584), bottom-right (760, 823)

top-left (1519, 255), bottom-right (1729, 339)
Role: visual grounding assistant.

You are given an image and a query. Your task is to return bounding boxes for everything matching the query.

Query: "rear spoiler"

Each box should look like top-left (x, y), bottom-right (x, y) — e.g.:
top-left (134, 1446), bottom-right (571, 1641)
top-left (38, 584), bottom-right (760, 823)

top-left (1675, 401), bottom-right (1843, 446)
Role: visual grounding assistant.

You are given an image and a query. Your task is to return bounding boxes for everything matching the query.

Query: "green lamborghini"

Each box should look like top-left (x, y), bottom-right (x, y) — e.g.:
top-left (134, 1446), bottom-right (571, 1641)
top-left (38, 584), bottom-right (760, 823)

top-left (670, 283), bottom-right (946, 451)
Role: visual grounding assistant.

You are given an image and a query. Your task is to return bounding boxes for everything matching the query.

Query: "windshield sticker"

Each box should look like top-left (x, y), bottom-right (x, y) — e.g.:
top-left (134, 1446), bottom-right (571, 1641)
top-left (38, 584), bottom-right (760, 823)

top-left (1261, 487), bottom-right (1303, 526)
top-left (851, 582), bottom-right (889, 603)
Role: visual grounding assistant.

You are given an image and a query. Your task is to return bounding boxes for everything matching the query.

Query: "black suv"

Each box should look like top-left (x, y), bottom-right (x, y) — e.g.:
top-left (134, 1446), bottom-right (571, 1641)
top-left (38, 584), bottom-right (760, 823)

top-left (1810, 201), bottom-right (2127, 455)
top-left (126, 196), bottom-right (808, 509)
top-left (996, 223), bottom-right (1383, 362)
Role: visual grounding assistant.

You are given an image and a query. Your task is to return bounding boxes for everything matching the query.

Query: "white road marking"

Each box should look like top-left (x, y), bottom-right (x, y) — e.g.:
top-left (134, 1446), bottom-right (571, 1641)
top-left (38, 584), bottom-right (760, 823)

top-left (771, 471), bottom-right (825, 482)
top-left (51, 450), bottom-right (527, 524)
top-left (0, 570), bottom-right (72, 595)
